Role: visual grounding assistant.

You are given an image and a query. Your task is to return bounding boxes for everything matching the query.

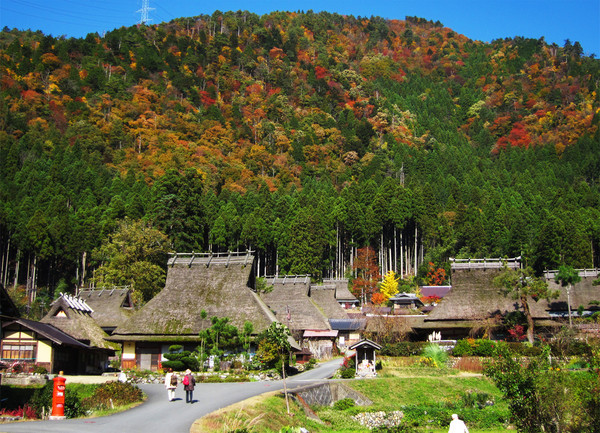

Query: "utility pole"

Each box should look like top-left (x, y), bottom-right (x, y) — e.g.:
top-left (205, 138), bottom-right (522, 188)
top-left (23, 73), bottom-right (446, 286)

top-left (138, 0), bottom-right (154, 25)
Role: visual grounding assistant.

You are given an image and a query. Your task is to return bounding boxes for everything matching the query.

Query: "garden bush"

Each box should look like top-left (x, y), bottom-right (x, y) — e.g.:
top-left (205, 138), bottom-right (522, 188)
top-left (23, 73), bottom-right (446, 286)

top-left (381, 342), bottom-right (426, 357)
top-left (452, 339), bottom-right (499, 357)
top-left (81, 381), bottom-right (143, 410)
top-left (28, 382), bottom-right (86, 419)
top-left (333, 397), bottom-right (355, 410)
top-left (341, 368), bottom-right (356, 379)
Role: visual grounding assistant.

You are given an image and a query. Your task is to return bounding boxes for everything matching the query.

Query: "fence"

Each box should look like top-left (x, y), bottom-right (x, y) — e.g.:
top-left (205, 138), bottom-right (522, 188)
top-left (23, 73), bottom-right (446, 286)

top-left (450, 257), bottom-right (521, 270)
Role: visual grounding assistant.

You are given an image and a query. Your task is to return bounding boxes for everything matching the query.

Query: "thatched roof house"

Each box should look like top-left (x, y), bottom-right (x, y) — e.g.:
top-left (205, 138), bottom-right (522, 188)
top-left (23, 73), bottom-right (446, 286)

top-left (111, 252), bottom-right (278, 370)
top-left (322, 279), bottom-right (359, 308)
top-left (78, 288), bottom-right (135, 333)
top-left (261, 276), bottom-right (330, 333)
top-left (308, 285), bottom-right (350, 320)
top-left (41, 293), bottom-right (118, 352)
top-left (261, 276), bottom-right (340, 358)
top-left (420, 261), bottom-right (556, 339)
top-left (544, 271), bottom-right (600, 317)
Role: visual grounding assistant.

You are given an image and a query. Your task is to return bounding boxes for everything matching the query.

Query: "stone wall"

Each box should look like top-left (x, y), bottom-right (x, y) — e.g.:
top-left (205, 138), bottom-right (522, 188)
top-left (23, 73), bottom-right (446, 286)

top-left (291, 381), bottom-right (372, 407)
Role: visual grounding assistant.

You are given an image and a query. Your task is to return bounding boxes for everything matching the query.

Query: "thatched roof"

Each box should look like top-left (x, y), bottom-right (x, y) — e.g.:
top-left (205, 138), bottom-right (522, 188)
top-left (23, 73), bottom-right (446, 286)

top-left (41, 294), bottom-right (118, 351)
top-left (78, 288), bottom-right (134, 330)
top-left (545, 274), bottom-right (600, 314)
top-left (323, 279), bottom-right (358, 303)
top-left (425, 268), bottom-right (552, 322)
top-left (112, 252), bottom-right (275, 340)
top-left (260, 276), bottom-right (330, 331)
top-left (308, 286), bottom-right (350, 320)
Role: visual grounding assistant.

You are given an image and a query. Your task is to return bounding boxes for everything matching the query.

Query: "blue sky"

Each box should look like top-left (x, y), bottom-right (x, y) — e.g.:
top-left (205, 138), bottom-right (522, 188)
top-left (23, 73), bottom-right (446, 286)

top-left (1, 0), bottom-right (599, 56)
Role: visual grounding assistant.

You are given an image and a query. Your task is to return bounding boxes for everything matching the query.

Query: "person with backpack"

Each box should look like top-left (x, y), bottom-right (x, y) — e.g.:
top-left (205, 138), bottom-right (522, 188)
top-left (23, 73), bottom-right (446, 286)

top-left (183, 369), bottom-right (196, 403)
top-left (164, 368), bottom-right (177, 401)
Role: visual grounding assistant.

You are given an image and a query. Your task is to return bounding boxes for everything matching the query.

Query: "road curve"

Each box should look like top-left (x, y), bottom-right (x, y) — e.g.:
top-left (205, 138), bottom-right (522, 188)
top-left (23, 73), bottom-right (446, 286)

top-left (0, 359), bottom-right (343, 433)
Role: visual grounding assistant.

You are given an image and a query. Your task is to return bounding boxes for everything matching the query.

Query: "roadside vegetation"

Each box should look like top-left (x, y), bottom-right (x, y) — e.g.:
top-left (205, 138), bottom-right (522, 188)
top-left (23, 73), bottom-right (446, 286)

top-left (0, 381), bottom-right (144, 421)
top-left (193, 338), bottom-right (600, 433)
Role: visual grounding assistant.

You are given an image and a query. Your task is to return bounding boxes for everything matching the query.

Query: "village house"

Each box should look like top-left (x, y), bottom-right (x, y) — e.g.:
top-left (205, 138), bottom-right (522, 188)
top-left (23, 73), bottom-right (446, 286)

top-left (40, 293), bottom-right (118, 372)
top-left (262, 275), bottom-right (338, 359)
top-left (110, 251), bottom-right (282, 371)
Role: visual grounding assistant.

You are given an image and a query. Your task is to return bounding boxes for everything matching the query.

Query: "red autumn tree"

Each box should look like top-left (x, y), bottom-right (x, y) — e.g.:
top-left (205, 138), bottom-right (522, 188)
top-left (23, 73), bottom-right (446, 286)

top-left (352, 246), bottom-right (381, 305)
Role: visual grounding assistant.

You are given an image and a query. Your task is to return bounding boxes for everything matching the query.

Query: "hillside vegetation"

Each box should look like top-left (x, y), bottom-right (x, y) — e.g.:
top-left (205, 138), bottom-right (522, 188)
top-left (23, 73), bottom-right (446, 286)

top-left (1, 12), bottom-right (599, 309)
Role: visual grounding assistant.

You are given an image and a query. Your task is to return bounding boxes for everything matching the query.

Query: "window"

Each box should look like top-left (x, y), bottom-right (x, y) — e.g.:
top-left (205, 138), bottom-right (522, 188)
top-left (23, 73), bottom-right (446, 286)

top-left (1, 343), bottom-right (36, 361)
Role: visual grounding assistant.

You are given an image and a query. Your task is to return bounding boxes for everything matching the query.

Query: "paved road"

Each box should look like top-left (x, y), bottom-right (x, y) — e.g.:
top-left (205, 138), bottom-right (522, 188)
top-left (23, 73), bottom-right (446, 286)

top-left (0, 359), bottom-right (343, 433)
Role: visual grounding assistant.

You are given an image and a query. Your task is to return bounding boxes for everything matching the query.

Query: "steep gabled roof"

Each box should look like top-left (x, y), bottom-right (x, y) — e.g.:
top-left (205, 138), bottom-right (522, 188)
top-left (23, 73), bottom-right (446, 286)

top-left (112, 252), bottom-right (275, 339)
top-left (322, 279), bottom-right (358, 302)
top-left (425, 268), bottom-right (551, 322)
top-left (2, 317), bottom-right (89, 348)
top-left (545, 274), bottom-right (600, 313)
top-left (79, 288), bottom-right (134, 329)
top-left (261, 276), bottom-right (330, 331)
top-left (41, 294), bottom-right (117, 351)
top-left (308, 286), bottom-right (349, 320)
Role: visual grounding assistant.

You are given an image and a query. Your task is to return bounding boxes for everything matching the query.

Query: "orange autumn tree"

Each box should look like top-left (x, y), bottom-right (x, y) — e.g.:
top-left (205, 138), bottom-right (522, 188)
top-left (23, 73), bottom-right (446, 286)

top-left (352, 246), bottom-right (381, 305)
top-left (426, 262), bottom-right (447, 286)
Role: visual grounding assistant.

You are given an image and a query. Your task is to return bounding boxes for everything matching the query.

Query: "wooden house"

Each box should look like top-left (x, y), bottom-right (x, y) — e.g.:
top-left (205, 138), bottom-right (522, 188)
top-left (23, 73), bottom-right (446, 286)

top-left (2, 317), bottom-right (93, 374)
top-left (111, 252), bottom-right (279, 371)
top-left (389, 293), bottom-right (424, 311)
top-left (40, 293), bottom-right (118, 372)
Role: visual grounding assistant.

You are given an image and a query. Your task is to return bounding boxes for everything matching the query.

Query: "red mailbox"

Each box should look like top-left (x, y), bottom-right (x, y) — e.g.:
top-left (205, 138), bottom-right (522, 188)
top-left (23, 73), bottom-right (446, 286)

top-left (50, 373), bottom-right (66, 420)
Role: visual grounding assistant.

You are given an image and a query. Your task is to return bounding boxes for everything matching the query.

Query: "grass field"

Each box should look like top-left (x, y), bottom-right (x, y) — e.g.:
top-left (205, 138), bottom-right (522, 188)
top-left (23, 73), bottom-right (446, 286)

top-left (193, 362), bottom-right (513, 433)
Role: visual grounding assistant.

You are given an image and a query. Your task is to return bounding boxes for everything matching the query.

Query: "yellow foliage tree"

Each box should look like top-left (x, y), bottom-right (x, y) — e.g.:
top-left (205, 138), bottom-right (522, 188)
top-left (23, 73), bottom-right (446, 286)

top-left (379, 270), bottom-right (399, 301)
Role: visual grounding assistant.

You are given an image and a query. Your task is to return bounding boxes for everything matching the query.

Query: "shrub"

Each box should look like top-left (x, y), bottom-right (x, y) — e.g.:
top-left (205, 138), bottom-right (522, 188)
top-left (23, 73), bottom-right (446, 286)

top-left (453, 339), bottom-right (499, 357)
top-left (81, 381), bottom-right (143, 410)
top-left (333, 398), bottom-right (355, 410)
top-left (28, 382), bottom-right (89, 419)
top-left (341, 368), bottom-right (356, 379)
top-left (32, 365), bottom-right (48, 375)
top-left (381, 342), bottom-right (426, 357)
top-left (28, 382), bottom-right (53, 418)
top-left (452, 339), bottom-right (474, 357)
top-left (505, 342), bottom-right (542, 356)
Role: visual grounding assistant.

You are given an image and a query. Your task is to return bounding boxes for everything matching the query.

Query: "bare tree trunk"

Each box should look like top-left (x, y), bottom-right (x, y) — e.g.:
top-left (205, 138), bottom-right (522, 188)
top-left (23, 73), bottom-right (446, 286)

top-left (414, 225), bottom-right (418, 276)
top-left (82, 251), bottom-right (87, 287)
top-left (400, 232), bottom-right (403, 277)
top-left (13, 249), bottom-right (20, 289)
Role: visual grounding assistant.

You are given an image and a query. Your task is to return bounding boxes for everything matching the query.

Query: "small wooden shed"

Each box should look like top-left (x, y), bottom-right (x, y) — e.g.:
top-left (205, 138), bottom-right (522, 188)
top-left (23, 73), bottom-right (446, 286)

top-left (349, 339), bottom-right (381, 377)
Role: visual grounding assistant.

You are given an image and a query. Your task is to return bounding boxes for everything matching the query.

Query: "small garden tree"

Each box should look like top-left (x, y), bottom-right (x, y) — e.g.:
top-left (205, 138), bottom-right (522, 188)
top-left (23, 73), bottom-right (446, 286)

top-left (263, 322), bottom-right (292, 414)
top-left (554, 265), bottom-right (581, 327)
top-left (494, 266), bottom-right (559, 344)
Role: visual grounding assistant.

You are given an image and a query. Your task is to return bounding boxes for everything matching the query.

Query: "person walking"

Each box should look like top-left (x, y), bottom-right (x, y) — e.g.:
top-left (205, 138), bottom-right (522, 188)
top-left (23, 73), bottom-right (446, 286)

top-left (183, 369), bottom-right (196, 403)
top-left (164, 368), bottom-right (177, 401)
top-left (448, 414), bottom-right (469, 433)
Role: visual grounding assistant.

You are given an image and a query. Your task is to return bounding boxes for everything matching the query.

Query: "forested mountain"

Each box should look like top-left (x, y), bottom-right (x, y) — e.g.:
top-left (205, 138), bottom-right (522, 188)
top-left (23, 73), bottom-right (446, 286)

top-left (1, 11), bottom-right (599, 311)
